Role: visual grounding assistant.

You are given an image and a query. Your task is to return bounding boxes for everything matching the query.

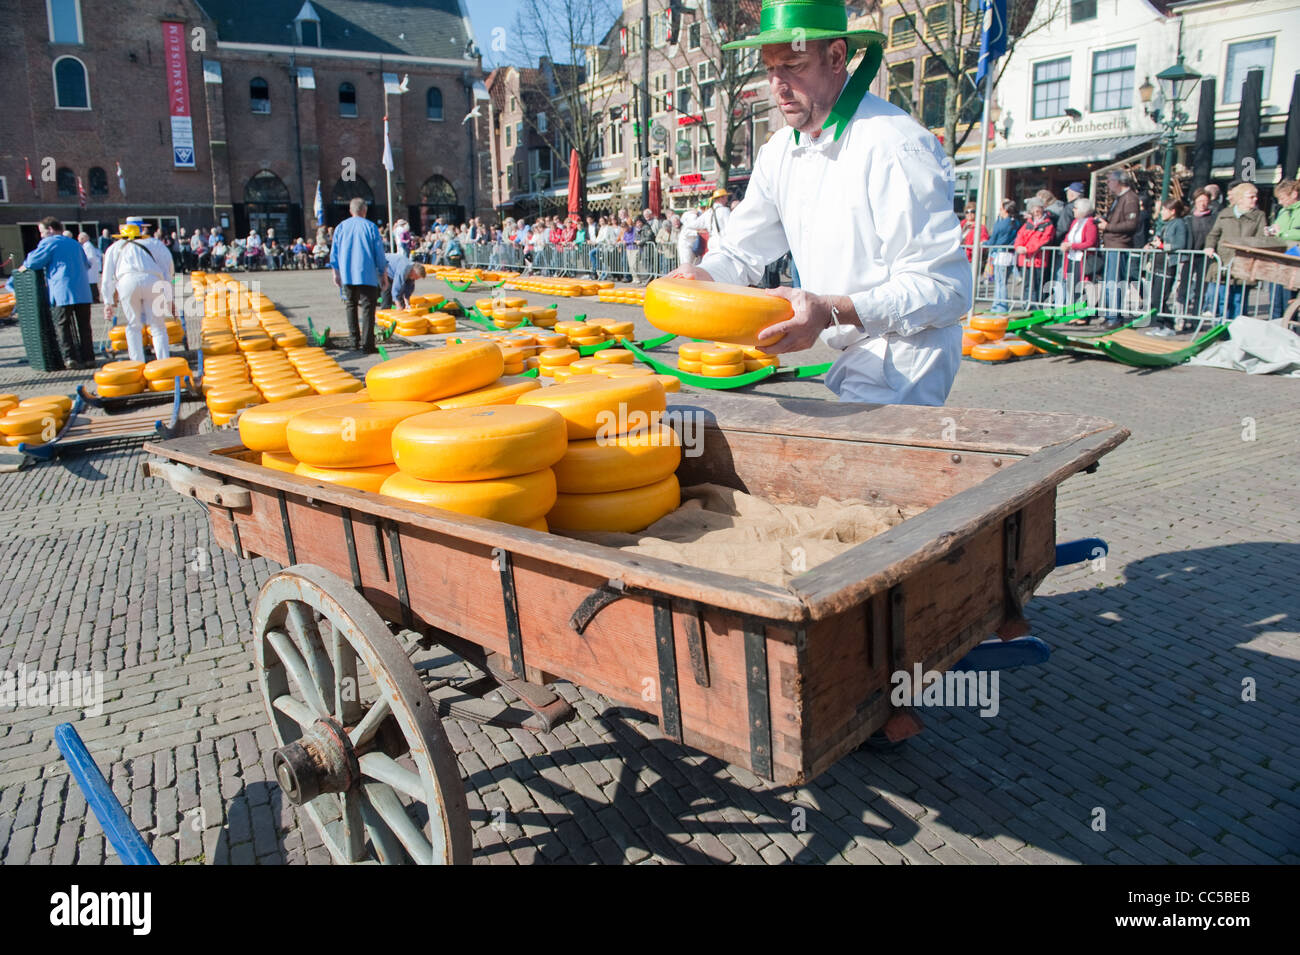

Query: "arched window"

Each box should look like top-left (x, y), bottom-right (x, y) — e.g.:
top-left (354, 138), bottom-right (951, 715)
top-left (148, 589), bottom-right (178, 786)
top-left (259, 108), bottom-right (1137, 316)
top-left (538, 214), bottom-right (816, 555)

top-left (53, 56), bottom-right (89, 109)
top-left (329, 176), bottom-right (376, 224)
top-left (426, 86), bottom-right (443, 121)
top-left (243, 170), bottom-right (291, 238)
top-left (88, 166), bottom-right (108, 196)
top-left (250, 77), bottom-right (270, 114)
top-left (416, 175), bottom-right (459, 230)
top-left (339, 82), bottom-right (357, 117)
top-left (47, 0), bottom-right (82, 44)
top-left (56, 167), bottom-right (77, 198)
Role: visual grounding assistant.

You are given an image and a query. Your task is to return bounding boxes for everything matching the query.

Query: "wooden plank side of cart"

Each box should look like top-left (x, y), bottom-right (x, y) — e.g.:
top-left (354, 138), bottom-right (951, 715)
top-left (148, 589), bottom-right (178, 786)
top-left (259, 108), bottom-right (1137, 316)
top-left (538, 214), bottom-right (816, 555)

top-left (145, 394), bottom-right (1126, 785)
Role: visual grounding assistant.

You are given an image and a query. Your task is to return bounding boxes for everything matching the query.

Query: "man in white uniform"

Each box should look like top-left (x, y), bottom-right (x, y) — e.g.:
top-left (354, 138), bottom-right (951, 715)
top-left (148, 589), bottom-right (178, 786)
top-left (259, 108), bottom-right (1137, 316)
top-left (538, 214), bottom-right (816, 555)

top-left (670, 0), bottom-right (969, 406)
top-left (78, 232), bottom-right (103, 304)
top-left (101, 218), bottom-right (174, 363)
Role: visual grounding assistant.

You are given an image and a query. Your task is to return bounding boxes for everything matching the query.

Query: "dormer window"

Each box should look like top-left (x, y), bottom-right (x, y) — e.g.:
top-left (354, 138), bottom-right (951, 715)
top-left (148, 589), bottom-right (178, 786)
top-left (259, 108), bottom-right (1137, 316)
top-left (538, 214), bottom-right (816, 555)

top-left (294, 0), bottom-right (321, 47)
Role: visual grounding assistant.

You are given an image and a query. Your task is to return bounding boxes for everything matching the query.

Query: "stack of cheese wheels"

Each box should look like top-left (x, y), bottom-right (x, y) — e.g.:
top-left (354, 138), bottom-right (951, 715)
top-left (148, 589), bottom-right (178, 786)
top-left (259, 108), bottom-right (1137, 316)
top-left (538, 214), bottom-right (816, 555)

top-left (144, 357), bottom-right (192, 393)
top-left (517, 377), bottom-right (680, 532)
top-left (94, 360), bottom-right (147, 397)
top-left (396, 311), bottom-right (429, 337)
top-left (245, 351), bottom-right (313, 402)
top-left (697, 344), bottom-right (746, 378)
top-left (537, 347), bottom-right (579, 379)
top-left (365, 342), bottom-right (503, 403)
top-left (964, 314), bottom-right (1009, 355)
top-left (427, 310), bottom-right (458, 335)
top-left (107, 325), bottom-right (129, 353)
top-left (164, 319), bottom-right (185, 345)
top-left (383, 404), bottom-right (568, 529)
top-left (643, 277), bottom-right (789, 346)
top-left (241, 393), bottom-right (366, 473)
top-left (286, 401), bottom-right (434, 491)
top-left (521, 305), bottom-right (557, 328)
top-left (0, 395), bottom-right (72, 447)
top-left (287, 349), bottom-right (363, 395)
top-left (741, 345), bottom-right (780, 372)
top-left (677, 341), bottom-right (704, 374)
top-left (596, 286), bottom-right (645, 305)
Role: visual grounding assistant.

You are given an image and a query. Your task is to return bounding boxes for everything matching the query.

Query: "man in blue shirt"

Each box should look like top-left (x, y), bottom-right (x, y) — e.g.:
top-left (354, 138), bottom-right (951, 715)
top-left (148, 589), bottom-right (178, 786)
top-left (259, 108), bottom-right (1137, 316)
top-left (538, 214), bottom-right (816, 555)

top-left (329, 197), bottom-right (389, 353)
top-left (18, 216), bottom-right (94, 368)
top-left (382, 252), bottom-right (423, 310)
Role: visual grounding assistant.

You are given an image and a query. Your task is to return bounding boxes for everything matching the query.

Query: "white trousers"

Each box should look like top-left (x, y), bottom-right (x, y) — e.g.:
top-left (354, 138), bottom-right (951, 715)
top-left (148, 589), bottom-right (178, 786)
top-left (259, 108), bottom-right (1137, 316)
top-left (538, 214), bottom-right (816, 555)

top-left (115, 272), bottom-right (171, 363)
top-left (824, 323), bottom-right (963, 407)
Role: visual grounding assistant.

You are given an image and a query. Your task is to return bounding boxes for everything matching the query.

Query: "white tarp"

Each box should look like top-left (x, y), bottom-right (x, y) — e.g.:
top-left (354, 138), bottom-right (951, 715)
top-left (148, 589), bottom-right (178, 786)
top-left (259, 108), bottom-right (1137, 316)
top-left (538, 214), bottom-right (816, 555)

top-left (1187, 317), bottom-right (1300, 377)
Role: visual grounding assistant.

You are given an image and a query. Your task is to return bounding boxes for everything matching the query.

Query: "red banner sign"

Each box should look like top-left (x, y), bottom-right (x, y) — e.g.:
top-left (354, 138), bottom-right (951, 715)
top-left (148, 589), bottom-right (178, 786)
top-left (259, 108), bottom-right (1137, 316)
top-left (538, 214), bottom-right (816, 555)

top-left (679, 173), bottom-right (703, 185)
top-left (162, 21), bottom-right (195, 168)
top-left (677, 115), bottom-right (703, 126)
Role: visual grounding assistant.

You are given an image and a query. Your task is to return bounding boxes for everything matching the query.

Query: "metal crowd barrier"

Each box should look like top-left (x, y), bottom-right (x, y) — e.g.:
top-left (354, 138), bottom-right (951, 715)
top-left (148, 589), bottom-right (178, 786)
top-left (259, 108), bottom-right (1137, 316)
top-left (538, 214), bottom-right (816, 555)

top-left (456, 241), bottom-right (681, 283)
top-left (971, 243), bottom-right (1287, 331)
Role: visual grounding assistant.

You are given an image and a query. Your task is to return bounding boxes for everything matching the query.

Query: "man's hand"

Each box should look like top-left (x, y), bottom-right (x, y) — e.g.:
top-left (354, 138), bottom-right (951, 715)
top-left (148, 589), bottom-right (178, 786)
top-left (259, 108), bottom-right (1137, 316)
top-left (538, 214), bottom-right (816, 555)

top-left (1014, 245), bottom-right (1027, 254)
top-left (103, 304), bottom-right (114, 322)
top-left (663, 264), bottom-right (714, 281)
top-left (755, 287), bottom-right (843, 354)
top-left (331, 271), bottom-right (341, 288)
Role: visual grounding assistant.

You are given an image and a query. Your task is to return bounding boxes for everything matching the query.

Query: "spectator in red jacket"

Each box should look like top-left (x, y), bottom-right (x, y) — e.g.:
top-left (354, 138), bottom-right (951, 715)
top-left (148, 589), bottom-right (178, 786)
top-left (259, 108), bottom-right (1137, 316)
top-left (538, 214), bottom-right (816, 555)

top-left (1060, 196), bottom-right (1099, 310)
top-left (960, 204), bottom-right (989, 262)
top-left (1015, 198), bottom-right (1057, 306)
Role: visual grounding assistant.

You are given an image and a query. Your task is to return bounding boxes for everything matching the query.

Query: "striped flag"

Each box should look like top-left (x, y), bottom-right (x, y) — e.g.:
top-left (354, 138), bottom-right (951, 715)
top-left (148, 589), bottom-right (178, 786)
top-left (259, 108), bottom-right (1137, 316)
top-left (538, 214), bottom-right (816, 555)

top-left (77, 175), bottom-right (87, 209)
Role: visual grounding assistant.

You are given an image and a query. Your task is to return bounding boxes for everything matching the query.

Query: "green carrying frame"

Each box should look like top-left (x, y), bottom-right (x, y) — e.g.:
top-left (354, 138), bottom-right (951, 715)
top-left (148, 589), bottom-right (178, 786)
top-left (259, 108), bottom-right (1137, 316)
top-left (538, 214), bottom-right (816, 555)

top-left (1019, 314), bottom-right (1229, 368)
top-left (623, 339), bottom-right (831, 390)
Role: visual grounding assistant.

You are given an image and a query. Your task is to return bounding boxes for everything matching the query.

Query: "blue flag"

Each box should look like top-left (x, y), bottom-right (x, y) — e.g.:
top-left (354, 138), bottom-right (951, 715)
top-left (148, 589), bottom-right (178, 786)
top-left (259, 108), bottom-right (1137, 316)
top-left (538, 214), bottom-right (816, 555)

top-left (314, 180), bottom-right (324, 226)
top-left (976, 0), bottom-right (1007, 88)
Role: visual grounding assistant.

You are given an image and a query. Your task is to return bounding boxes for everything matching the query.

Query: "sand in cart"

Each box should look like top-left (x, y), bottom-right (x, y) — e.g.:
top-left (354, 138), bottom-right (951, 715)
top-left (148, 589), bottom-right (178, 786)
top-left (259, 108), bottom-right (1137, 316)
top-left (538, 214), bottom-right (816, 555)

top-left (559, 483), bottom-right (923, 587)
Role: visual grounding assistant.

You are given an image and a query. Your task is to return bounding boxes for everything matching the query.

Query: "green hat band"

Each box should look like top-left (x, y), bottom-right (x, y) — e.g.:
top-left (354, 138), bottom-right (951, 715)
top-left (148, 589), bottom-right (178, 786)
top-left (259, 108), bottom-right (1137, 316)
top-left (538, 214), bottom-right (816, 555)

top-left (761, 2), bottom-right (848, 34)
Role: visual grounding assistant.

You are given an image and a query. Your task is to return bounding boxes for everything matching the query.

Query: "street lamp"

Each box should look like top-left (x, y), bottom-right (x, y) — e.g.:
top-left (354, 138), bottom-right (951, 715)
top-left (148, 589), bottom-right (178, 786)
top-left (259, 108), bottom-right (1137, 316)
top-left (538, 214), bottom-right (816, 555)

top-left (1143, 56), bottom-right (1202, 207)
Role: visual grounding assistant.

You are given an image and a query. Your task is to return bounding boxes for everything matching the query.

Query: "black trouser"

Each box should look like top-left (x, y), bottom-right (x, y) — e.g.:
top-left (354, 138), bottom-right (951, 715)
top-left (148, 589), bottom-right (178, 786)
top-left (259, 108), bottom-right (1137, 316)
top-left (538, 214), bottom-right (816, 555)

top-left (52, 303), bottom-right (93, 365)
top-left (89, 283), bottom-right (100, 304)
top-left (343, 284), bottom-right (378, 352)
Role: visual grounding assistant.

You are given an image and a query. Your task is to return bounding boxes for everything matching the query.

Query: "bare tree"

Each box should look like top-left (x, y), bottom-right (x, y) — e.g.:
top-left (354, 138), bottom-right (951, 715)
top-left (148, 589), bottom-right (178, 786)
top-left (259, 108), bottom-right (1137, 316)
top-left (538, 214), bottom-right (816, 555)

top-left (891, 0), bottom-right (1062, 157)
top-left (511, 0), bottom-right (622, 218)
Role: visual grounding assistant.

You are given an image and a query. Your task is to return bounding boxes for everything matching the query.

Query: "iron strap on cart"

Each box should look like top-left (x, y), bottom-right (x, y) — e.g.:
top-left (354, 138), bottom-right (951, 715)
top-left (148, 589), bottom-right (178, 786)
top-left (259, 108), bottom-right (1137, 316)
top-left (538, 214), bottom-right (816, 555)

top-left (143, 394), bottom-right (1127, 864)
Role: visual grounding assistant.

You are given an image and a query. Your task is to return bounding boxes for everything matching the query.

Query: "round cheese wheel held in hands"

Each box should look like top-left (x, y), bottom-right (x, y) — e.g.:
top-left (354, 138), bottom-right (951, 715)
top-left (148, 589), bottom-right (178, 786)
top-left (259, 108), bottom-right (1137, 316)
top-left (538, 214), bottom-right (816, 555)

top-left (643, 277), bottom-right (790, 347)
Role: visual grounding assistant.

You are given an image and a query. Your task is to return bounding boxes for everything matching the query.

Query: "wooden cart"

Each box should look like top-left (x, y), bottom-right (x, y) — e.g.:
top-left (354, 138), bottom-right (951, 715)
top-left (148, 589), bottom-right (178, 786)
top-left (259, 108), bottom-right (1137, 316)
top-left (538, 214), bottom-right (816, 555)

top-left (143, 394), bottom-right (1127, 864)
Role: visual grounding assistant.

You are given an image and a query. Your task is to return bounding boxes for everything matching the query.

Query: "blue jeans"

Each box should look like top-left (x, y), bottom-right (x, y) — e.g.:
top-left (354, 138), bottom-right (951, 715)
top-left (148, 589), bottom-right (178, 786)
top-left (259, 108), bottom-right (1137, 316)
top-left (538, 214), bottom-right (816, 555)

top-left (1100, 249), bottom-right (1126, 319)
top-left (992, 263), bottom-right (1014, 311)
top-left (1202, 282), bottom-right (1244, 321)
top-left (1270, 283), bottom-right (1294, 319)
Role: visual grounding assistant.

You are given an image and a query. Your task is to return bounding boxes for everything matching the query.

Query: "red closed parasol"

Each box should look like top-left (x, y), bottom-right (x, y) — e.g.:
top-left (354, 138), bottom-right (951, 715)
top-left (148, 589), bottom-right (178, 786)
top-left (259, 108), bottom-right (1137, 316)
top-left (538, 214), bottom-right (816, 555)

top-left (567, 148), bottom-right (581, 217)
top-left (649, 164), bottom-right (662, 218)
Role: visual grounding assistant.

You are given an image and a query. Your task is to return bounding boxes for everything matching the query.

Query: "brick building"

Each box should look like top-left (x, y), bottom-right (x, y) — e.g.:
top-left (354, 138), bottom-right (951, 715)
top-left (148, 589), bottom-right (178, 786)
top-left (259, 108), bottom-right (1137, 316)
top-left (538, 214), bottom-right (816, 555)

top-left (0, 0), bottom-right (487, 261)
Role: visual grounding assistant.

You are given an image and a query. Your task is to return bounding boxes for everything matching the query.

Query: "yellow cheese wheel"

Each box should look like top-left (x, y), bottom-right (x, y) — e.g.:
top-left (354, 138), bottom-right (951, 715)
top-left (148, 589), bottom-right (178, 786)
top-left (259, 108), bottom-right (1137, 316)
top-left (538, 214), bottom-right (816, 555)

top-left (570, 334), bottom-right (605, 347)
top-left (4, 432), bottom-right (48, 447)
top-left (0, 394), bottom-right (18, 405)
top-left (392, 405), bottom-right (567, 481)
top-left (502, 363), bottom-right (526, 376)
top-left (644, 277), bottom-right (790, 346)
top-left (0, 409), bottom-right (61, 436)
top-left (210, 409), bottom-right (238, 427)
top-left (678, 343), bottom-right (704, 362)
top-left (552, 424), bottom-right (682, 494)
top-left (1006, 338), bottom-right (1036, 357)
top-left (503, 297), bottom-right (528, 308)
top-left (311, 377), bottom-right (365, 395)
top-left (536, 334), bottom-right (569, 349)
top-left (260, 381), bottom-right (314, 402)
top-left (287, 401), bottom-right (436, 468)
top-left (700, 345), bottom-right (744, 366)
top-left (538, 348), bottom-right (579, 367)
top-left (148, 379), bottom-right (180, 393)
top-left (261, 451), bottom-right (299, 473)
top-left (550, 366), bottom-right (576, 382)
top-left (595, 349), bottom-right (635, 364)
top-left (646, 374), bottom-right (681, 393)
top-left (700, 361), bottom-right (745, 377)
top-left (516, 376), bottom-right (666, 440)
top-left (379, 468), bottom-right (556, 527)
top-left (970, 315), bottom-right (1010, 334)
top-left (593, 363), bottom-right (653, 378)
top-left (239, 393), bottom-right (366, 451)
top-left (0, 399), bottom-right (16, 417)
top-left (568, 358), bottom-right (605, 375)
top-left (238, 336), bottom-right (274, 352)
top-left (970, 342), bottom-right (1012, 361)
top-left (19, 394), bottom-right (73, 413)
top-left (202, 376), bottom-right (251, 395)
top-left (365, 342), bottom-right (502, 402)
top-left (547, 474), bottom-right (680, 532)
top-left (743, 358), bottom-right (778, 372)
top-left (94, 361), bottom-right (145, 386)
top-left (293, 461), bottom-right (400, 493)
top-left (206, 387), bottom-right (264, 413)
top-left (432, 377), bottom-right (542, 410)
top-left (677, 360), bottom-right (702, 375)
top-left (143, 358), bottom-right (192, 382)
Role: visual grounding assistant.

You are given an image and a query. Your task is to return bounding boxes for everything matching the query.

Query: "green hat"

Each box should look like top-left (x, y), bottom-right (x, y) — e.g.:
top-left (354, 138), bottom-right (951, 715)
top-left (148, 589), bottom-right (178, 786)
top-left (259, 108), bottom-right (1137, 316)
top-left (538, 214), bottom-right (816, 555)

top-left (721, 0), bottom-right (885, 53)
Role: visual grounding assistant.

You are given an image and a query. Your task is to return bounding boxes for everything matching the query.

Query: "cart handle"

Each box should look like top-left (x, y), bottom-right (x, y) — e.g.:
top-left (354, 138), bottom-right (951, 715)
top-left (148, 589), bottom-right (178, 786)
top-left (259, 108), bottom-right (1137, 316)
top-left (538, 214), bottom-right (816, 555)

top-left (142, 460), bottom-right (252, 508)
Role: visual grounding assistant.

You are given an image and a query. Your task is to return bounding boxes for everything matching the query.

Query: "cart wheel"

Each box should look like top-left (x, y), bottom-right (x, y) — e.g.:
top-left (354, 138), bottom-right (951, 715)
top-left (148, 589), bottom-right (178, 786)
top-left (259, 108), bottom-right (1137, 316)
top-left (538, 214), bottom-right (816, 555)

top-left (253, 564), bottom-right (471, 864)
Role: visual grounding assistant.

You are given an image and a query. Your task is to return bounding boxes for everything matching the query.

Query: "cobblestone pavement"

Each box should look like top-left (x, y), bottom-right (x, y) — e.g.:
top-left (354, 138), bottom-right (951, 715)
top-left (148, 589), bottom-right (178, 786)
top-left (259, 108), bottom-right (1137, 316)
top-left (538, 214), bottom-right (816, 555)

top-left (1, 270), bottom-right (1297, 865)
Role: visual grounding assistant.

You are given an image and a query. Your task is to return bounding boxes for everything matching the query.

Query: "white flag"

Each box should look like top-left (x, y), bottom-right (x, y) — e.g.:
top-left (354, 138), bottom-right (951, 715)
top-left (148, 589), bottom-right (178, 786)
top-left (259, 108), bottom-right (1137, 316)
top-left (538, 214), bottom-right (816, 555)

top-left (116, 161), bottom-right (126, 196)
top-left (382, 117), bottom-right (395, 173)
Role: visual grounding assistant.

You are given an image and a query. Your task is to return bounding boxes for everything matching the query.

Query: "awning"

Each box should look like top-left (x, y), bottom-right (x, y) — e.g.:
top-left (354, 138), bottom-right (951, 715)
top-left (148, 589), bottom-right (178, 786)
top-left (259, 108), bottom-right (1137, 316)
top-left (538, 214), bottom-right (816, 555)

top-left (956, 135), bottom-right (1156, 171)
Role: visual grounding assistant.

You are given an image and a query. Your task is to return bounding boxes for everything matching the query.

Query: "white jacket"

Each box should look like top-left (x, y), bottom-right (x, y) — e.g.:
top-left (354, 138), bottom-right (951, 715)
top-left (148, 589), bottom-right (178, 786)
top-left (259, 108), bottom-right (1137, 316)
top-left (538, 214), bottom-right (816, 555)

top-left (101, 237), bottom-right (174, 304)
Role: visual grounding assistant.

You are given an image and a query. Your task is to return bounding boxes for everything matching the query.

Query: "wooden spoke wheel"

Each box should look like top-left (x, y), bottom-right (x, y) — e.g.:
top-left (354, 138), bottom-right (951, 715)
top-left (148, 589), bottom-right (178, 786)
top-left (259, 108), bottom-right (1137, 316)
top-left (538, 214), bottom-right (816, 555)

top-left (253, 564), bottom-right (471, 864)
